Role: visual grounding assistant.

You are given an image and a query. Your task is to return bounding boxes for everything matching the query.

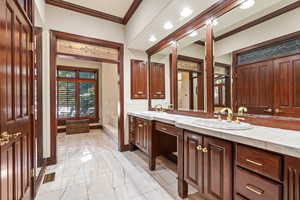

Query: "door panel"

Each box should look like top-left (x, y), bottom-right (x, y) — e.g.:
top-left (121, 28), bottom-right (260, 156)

top-left (274, 55), bottom-right (300, 117)
top-left (0, 0), bottom-right (33, 200)
top-left (203, 137), bottom-right (233, 200)
top-left (235, 60), bottom-right (273, 114)
top-left (184, 131), bottom-right (204, 192)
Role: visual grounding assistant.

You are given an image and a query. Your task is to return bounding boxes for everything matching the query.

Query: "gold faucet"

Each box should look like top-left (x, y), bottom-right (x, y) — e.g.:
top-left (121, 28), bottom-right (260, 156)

top-left (236, 107), bottom-right (248, 123)
top-left (220, 107), bottom-right (233, 122)
top-left (154, 104), bottom-right (163, 112)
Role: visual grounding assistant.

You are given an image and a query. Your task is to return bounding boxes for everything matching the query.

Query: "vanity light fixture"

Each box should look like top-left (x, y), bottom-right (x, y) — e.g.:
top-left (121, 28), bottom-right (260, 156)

top-left (240, 0), bottom-right (255, 9)
top-left (180, 7), bottom-right (193, 18)
top-left (149, 35), bottom-right (157, 42)
top-left (164, 21), bottom-right (174, 30)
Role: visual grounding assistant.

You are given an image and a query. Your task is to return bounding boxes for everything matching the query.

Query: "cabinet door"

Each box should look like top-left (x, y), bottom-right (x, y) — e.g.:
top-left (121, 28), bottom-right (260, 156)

top-left (131, 60), bottom-right (147, 99)
top-left (184, 131), bottom-right (204, 192)
top-left (135, 119), bottom-right (149, 154)
top-left (274, 55), bottom-right (300, 118)
top-left (151, 62), bottom-right (165, 99)
top-left (284, 156), bottom-right (300, 200)
top-left (235, 60), bottom-right (274, 114)
top-left (203, 137), bottom-right (233, 200)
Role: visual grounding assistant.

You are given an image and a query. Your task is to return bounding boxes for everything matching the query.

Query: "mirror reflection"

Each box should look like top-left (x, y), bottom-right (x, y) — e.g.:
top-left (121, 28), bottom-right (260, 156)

top-left (176, 26), bottom-right (206, 112)
top-left (213, 0), bottom-right (300, 118)
top-left (150, 46), bottom-right (172, 111)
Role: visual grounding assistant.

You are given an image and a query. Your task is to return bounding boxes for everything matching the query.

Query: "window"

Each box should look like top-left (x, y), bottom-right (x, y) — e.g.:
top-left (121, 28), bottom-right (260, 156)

top-left (57, 67), bottom-right (98, 121)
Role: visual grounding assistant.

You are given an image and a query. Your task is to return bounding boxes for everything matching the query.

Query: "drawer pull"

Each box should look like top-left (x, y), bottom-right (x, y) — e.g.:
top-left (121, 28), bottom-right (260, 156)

top-left (138, 124), bottom-right (143, 127)
top-left (246, 159), bottom-right (263, 166)
top-left (202, 147), bottom-right (208, 153)
top-left (246, 185), bottom-right (264, 195)
top-left (137, 91), bottom-right (143, 95)
top-left (161, 128), bottom-right (167, 131)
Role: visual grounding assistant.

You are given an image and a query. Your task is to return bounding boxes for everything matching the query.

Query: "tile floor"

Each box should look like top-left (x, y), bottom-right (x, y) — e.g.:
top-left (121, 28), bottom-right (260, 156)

top-left (36, 130), bottom-right (204, 200)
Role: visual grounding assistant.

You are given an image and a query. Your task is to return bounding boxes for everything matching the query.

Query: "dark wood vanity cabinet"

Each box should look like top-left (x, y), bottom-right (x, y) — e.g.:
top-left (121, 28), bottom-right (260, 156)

top-left (131, 59), bottom-right (148, 99)
top-left (150, 62), bottom-right (165, 99)
top-left (284, 156), bottom-right (300, 200)
top-left (183, 131), bottom-right (233, 200)
top-left (135, 118), bottom-right (150, 154)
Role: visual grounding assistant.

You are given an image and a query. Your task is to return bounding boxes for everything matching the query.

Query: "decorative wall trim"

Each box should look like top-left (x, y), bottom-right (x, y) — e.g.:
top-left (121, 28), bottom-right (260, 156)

top-left (45, 0), bottom-right (143, 25)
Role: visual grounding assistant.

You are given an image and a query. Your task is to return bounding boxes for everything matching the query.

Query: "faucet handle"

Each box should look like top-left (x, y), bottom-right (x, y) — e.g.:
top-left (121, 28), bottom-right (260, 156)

top-left (214, 114), bottom-right (222, 121)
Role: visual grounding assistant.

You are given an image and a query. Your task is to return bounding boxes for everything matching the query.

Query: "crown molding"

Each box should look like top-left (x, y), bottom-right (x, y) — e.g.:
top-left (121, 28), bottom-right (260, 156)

top-left (45, 0), bottom-right (142, 25)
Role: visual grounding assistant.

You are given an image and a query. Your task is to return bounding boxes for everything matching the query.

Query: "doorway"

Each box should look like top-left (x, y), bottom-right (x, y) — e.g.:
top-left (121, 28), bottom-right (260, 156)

top-left (49, 31), bottom-right (125, 165)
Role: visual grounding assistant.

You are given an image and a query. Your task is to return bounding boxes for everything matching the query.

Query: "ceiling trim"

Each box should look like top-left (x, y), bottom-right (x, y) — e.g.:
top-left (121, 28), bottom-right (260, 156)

top-left (123, 0), bottom-right (143, 24)
top-left (215, 1), bottom-right (300, 41)
top-left (45, 0), bottom-right (143, 25)
top-left (146, 0), bottom-right (243, 56)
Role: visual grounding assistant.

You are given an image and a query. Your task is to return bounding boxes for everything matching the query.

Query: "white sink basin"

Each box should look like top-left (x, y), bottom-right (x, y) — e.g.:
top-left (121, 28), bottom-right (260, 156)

top-left (192, 119), bottom-right (253, 130)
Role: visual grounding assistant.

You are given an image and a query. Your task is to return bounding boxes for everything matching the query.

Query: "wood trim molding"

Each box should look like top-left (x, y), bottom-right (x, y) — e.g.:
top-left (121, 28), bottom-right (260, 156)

top-left (177, 55), bottom-right (203, 64)
top-left (50, 30), bottom-right (126, 165)
top-left (123, 0), bottom-right (143, 24)
top-left (215, 1), bottom-right (300, 41)
top-left (45, 0), bottom-right (142, 25)
top-left (194, 40), bottom-right (205, 46)
top-left (146, 0), bottom-right (242, 56)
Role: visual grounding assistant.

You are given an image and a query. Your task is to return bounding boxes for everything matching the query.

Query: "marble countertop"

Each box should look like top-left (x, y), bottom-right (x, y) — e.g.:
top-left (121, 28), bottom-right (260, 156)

top-left (128, 111), bottom-right (300, 159)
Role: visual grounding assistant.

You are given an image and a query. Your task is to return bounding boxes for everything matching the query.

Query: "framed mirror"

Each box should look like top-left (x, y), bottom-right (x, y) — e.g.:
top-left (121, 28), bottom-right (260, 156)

top-left (212, 0), bottom-right (300, 119)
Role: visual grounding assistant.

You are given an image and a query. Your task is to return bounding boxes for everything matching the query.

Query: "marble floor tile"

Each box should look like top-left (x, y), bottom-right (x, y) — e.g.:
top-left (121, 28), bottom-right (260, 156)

top-left (36, 130), bottom-right (205, 200)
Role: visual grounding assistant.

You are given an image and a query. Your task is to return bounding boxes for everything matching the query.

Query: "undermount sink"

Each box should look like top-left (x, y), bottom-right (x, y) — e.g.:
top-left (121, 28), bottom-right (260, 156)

top-left (192, 119), bottom-right (253, 130)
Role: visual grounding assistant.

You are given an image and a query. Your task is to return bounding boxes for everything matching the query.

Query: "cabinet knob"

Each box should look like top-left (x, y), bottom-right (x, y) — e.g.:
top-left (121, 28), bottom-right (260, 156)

top-left (196, 145), bottom-right (203, 151)
top-left (264, 108), bottom-right (273, 113)
top-left (0, 132), bottom-right (10, 146)
top-left (274, 108), bottom-right (281, 114)
top-left (202, 147), bottom-right (208, 153)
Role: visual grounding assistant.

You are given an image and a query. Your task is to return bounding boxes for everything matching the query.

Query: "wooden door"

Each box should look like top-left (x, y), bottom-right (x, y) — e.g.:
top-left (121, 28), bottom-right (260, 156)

top-left (274, 55), bottom-right (300, 118)
top-left (284, 156), bottom-right (300, 200)
top-left (184, 131), bottom-right (204, 192)
top-left (235, 60), bottom-right (273, 114)
top-left (131, 60), bottom-right (147, 99)
top-left (203, 137), bottom-right (233, 200)
top-left (0, 0), bottom-right (33, 199)
top-left (150, 62), bottom-right (165, 99)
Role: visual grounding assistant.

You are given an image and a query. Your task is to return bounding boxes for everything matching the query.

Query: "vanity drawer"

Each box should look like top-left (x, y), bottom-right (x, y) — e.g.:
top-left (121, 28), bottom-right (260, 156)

top-left (235, 194), bottom-right (247, 200)
top-left (236, 144), bottom-right (283, 181)
top-left (236, 167), bottom-right (282, 200)
top-left (155, 122), bottom-right (181, 137)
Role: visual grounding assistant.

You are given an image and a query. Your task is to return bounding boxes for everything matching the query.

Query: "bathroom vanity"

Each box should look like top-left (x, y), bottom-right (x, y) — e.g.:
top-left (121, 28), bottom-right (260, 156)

top-left (128, 111), bottom-right (300, 200)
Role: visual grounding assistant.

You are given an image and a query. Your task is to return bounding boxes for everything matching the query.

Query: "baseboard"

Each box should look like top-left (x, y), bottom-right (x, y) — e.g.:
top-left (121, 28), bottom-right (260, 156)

top-left (57, 124), bottom-right (103, 133)
top-left (34, 160), bottom-right (47, 197)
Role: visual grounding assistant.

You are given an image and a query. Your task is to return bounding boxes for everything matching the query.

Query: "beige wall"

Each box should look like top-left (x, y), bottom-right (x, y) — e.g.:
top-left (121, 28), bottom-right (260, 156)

top-left (101, 63), bottom-right (119, 141)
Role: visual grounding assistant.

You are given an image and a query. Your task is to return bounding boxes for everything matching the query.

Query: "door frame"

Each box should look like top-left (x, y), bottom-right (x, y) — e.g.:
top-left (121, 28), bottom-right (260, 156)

top-left (49, 30), bottom-right (125, 165)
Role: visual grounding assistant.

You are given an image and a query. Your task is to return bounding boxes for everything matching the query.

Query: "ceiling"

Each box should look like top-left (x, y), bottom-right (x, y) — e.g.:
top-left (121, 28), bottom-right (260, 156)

top-left (64, 0), bottom-right (134, 18)
top-left (132, 0), bottom-right (298, 53)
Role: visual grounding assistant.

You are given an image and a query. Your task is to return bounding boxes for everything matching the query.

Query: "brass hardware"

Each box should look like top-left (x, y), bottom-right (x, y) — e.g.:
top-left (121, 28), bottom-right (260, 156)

top-left (246, 159), bottom-right (263, 166)
top-left (138, 124), bottom-right (143, 128)
top-left (274, 108), bottom-right (281, 114)
top-left (0, 138), bottom-right (9, 146)
top-left (154, 104), bottom-right (163, 112)
top-left (214, 114), bottom-right (222, 121)
top-left (246, 185), bottom-right (264, 195)
top-left (12, 132), bottom-right (22, 139)
top-left (137, 91), bottom-right (143, 95)
top-left (236, 107), bottom-right (247, 123)
top-left (202, 147), bottom-right (208, 153)
top-left (220, 107), bottom-right (233, 122)
top-left (161, 128), bottom-right (167, 131)
top-left (156, 92), bottom-right (162, 95)
top-left (196, 145), bottom-right (203, 151)
top-left (264, 108), bottom-right (273, 113)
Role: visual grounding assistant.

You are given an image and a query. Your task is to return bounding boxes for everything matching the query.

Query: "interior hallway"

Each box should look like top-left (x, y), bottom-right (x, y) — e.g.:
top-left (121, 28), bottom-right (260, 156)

top-left (36, 130), bottom-right (202, 200)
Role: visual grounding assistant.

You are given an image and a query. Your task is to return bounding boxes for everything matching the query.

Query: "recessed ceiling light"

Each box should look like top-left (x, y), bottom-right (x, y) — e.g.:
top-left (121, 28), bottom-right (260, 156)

top-left (149, 35), bottom-right (157, 42)
top-left (164, 21), bottom-right (173, 30)
top-left (181, 8), bottom-right (193, 17)
top-left (240, 0), bottom-right (255, 9)
top-left (189, 31), bottom-right (198, 37)
top-left (212, 19), bottom-right (218, 26)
